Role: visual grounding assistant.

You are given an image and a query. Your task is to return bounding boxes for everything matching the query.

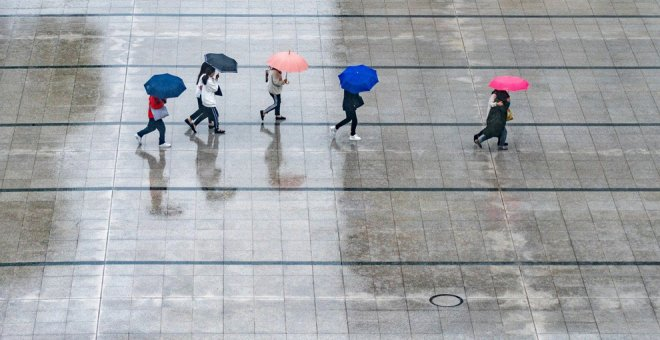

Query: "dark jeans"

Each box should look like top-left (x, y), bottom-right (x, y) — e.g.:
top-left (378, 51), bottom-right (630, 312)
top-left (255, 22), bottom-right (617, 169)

top-left (264, 93), bottom-right (281, 115)
top-left (336, 109), bottom-right (358, 135)
top-left (189, 97), bottom-right (205, 121)
top-left (137, 118), bottom-right (166, 145)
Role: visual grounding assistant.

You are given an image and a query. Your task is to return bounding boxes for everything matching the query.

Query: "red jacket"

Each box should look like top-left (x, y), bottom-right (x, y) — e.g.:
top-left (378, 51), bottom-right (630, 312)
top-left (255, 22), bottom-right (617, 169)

top-left (148, 96), bottom-right (165, 119)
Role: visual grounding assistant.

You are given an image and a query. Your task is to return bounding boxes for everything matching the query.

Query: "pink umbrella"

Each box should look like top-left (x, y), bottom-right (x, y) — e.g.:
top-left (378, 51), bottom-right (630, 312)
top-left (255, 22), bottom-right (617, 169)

top-left (488, 76), bottom-right (529, 92)
top-left (267, 51), bottom-right (309, 73)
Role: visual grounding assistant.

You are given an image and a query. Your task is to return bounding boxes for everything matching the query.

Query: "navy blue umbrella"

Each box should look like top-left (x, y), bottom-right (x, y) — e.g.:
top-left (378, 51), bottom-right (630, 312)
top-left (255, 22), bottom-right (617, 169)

top-left (338, 65), bottom-right (378, 94)
top-left (144, 73), bottom-right (187, 99)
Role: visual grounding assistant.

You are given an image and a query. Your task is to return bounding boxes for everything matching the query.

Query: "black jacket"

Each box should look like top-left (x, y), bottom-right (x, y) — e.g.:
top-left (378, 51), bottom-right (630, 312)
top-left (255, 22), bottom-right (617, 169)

top-left (342, 90), bottom-right (364, 111)
top-left (482, 102), bottom-right (509, 138)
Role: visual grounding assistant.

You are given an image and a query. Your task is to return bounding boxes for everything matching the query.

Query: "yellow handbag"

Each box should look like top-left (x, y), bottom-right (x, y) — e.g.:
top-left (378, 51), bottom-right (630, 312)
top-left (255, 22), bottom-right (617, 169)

top-left (506, 108), bottom-right (514, 121)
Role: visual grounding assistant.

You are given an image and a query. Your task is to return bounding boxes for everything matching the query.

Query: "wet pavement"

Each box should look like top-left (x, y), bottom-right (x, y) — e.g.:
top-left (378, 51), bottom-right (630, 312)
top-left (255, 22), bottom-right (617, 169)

top-left (2, 0), bottom-right (660, 338)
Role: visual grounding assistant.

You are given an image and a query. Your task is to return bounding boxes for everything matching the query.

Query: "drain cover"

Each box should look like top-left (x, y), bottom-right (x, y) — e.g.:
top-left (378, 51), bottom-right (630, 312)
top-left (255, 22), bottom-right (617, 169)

top-left (429, 294), bottom-right (464, 307)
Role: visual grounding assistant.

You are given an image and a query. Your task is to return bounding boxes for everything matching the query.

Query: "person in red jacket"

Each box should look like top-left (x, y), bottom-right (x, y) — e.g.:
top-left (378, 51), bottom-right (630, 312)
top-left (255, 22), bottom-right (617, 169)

top-left (135, 96), bottom-right (171, 148)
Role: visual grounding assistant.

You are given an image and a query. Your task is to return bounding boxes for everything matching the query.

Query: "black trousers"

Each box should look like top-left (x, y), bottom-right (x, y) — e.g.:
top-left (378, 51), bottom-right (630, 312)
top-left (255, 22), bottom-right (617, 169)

top-left (137, 118), bottom-right (166, 144)
top-left (264, 93), bottom-right (281, 115)
top-left (195, 106), bottom-right (219, 130)
top-left (336, 109), bottom-right (357, 135)
top-left (189, 97), bottom-right (205, 121)
top-left (474, 128), bottom-right (505, 146)
top-left (194, 105), bottom-right (218, 127)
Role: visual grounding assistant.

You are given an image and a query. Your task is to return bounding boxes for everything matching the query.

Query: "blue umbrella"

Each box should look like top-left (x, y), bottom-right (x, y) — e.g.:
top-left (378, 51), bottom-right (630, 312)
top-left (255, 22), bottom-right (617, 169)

top-left (144, 73), bottom-right (187, 99)
top-left (338, 65), bottom-right (378, 94)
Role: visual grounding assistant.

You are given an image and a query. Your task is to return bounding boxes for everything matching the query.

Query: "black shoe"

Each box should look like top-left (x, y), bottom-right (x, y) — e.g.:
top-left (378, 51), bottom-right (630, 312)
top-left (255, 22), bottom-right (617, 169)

top-left (260, 110), bottom-right (265, 121)
top-left (474, 139), bottom-right (482, 149)
top-left (184, 119), bottom-right (197, 133)
top-left (275, 115), bottom-right (286, 121)
top-left (214, 129), bottom-right (225, 134)
top-left (208, 124), bottom-right (214, 129)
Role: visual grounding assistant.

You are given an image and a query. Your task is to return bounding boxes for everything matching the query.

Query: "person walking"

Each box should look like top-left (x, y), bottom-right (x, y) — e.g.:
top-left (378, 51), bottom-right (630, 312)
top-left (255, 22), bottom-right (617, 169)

top-left (260, 67), bottom-right (288, 121)
top-left (474, 89), bottom-right (511, 147)
top-left (135, 95), bottom-right (171, 148)
top-left (184, 62), bottom-right (215, 133)
top-left (330, 90), bottom-right (364, 141)
top-left (200, 69), bottom-right (225, 134)
top-left (474, 96), bottom-right (509, 150)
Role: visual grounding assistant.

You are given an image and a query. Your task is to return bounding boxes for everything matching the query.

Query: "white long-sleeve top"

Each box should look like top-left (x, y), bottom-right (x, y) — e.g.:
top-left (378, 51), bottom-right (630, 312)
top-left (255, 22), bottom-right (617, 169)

top-left (201, 73), bottom-right (220, 107)
top-left (488, 93), bottom-right (498, 108)
top-left (194, 74), bottom-right (204, 98)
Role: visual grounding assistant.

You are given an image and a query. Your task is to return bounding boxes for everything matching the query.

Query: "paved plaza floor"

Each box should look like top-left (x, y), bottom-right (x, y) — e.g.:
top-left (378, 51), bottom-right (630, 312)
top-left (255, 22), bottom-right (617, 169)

top-left (2, 0), bottom-right (660, 338)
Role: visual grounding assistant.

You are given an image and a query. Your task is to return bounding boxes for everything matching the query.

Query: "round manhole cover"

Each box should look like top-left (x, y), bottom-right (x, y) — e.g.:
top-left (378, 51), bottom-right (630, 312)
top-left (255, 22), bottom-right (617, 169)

top-left (429, 294), bottom-right (464, 307)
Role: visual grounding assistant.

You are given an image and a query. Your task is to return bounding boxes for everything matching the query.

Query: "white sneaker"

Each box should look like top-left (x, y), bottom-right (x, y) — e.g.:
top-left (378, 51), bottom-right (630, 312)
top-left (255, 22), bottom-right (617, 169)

top-left (349, 134), bottom-right (361, 141)
top-left (330, 126), bottom-right (336, 135)
top-left (159, 143), bottom-right (171, 148)
top-left (134, 134), bottom-right (142, 145)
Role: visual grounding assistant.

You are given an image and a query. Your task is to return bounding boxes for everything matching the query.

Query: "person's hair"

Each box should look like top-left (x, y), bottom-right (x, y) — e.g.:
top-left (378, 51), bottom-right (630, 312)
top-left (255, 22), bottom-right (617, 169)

top-left (197, 62), bottom-right (212, 82)
top-left (202, 68), bottom-right (215, 85)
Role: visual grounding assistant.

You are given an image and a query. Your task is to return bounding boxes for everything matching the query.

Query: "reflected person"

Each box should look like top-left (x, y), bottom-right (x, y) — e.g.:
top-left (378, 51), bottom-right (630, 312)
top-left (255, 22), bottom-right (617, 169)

top-left (260, 123), bottom-right (282, 186)
top-left (190, 133), bottom-right (234, 201)
top-left (135, 149), bottom-right (167, 215)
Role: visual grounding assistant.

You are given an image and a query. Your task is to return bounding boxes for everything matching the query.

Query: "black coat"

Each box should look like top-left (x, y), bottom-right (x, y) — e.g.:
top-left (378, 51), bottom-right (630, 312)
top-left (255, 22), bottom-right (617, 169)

top-left (482, 102), bottom-right (509, 138)
top-left (342, 90), bottom-right (364, 111)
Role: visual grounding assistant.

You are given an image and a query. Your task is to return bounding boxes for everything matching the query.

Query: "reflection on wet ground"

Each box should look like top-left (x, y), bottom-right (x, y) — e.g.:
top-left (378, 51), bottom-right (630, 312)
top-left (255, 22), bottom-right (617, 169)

top-left (1, 0), bottom-right (660, 338)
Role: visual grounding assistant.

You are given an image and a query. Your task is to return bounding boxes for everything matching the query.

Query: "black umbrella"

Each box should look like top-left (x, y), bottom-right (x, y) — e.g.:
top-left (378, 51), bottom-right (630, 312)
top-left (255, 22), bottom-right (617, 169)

top-left (204, 53), bottom-right (238, 73)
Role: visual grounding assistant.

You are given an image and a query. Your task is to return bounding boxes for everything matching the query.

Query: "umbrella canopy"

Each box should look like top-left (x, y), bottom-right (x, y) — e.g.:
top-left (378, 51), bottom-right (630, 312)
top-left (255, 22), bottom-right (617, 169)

top-left (338, 65), bottom-right (378, 94)
top-left (144, 73), bottom-right (186, 99)
top-left (204, 53), bottom-right (238, 73)
top-left (488, 76), bottom-right (529, 92)
top-left (267, 51), bottom-right (309, 73)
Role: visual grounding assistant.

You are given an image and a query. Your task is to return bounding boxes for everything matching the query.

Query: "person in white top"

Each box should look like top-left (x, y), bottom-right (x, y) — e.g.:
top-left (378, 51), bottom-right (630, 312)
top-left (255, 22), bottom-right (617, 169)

top-left (184, 62), bottom-right (215, 133)
top-left (201, 69), bottom-right (225, 134)
top-left (260, 67), bottom-right (288, 121)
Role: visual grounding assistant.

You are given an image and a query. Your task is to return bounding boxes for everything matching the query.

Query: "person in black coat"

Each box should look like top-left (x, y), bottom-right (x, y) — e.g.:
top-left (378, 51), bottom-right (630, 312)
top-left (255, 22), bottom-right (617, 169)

top-left (331, 90), bottom-right (364, 141)
top-left (474, 98), bottom-right (509, 150)
top-left (474, 90), bottom-right (510, 146)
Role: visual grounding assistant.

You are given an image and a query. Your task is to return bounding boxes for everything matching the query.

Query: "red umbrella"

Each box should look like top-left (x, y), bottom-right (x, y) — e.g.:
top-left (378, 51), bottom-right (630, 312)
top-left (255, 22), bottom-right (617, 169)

top-left (267, 51), bottom-right (309, 73)
top-left (488, 76), bottom-right (529, 92)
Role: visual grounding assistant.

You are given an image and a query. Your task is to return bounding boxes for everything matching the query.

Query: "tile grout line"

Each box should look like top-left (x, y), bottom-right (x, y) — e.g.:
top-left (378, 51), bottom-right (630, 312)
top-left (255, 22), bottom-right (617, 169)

top-left (4, 64), bottom-right (660, 70)
top-left (4, 13), bottom-right (660, 18)
top-left (4, 122), bottom-right (660, 127)
top-left (2, 186), bottom-right (660, 192)
top-left (1, 260), bottom-right (660, 267)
